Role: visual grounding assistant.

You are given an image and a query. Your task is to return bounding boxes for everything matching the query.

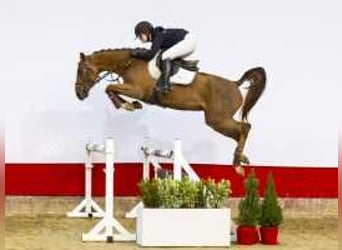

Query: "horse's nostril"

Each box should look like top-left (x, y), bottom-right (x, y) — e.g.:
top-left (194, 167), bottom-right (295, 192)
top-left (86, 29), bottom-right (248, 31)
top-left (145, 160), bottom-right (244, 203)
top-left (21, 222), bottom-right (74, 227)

top-left (75, 84), bottom-right (89, 100)
top-left (76, 86), bottom-right (84, 100)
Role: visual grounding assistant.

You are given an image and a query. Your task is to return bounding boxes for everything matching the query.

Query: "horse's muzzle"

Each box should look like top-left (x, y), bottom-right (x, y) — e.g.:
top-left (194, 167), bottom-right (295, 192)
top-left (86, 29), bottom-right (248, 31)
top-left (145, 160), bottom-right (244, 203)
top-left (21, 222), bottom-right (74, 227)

top-left (75, 84), bottom-right (88, 100)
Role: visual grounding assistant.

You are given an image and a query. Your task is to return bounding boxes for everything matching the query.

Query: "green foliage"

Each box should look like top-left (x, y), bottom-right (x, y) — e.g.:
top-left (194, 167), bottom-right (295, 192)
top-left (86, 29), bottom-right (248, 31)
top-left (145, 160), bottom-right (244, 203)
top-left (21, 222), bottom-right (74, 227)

top-left (259, 172), bottom-right (283, 227)
top-left (138, 179), bottom-right (161, 208)
top-left (195, 180), bottom-right (206, 208)
top-left (205, 179), bottom-right (231, 208)
top-left (178, 177), bottom-right (199, 208)
top-left (158, 177), bottom-right (182, 208)
top-left (237, 170), bottom-right (261, 226)
top-left (139, 177), bottom-right (231, 209)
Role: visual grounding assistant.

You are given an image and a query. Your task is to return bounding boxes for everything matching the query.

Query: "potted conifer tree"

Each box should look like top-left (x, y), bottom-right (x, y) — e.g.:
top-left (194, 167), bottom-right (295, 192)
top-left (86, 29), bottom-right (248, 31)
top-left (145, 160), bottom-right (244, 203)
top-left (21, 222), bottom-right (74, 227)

top-left (236, 170), bottom-right (261, 245)
top-left (259, 172), bottom-right (283, 244)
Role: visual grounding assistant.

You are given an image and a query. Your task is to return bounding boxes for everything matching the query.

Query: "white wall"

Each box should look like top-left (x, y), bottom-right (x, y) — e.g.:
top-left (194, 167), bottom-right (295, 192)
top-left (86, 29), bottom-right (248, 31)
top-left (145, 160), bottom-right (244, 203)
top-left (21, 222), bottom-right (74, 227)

top-left (3, 0), bottom-right (340, 166)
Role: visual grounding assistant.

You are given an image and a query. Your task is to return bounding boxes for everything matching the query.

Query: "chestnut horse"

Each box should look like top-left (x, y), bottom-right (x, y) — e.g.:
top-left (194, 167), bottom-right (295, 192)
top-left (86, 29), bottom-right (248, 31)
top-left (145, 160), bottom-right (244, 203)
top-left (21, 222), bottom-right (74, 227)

top-left (74, 49), bottom-right (266, 175)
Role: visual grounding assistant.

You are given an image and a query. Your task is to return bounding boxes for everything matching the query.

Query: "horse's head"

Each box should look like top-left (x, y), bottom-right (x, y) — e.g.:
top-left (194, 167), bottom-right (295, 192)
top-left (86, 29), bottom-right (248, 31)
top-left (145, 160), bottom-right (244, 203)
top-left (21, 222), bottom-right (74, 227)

top-left (75, 49), bottom-right (134, 100)
top-left (75, 52), bottom-right (100, 100)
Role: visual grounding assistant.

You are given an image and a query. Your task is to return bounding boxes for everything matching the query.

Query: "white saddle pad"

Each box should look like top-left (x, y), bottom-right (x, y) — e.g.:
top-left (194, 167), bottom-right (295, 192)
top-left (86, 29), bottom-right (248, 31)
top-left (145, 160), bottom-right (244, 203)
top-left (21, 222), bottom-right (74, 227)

top-left (148, 55), bottom-right (197, 85)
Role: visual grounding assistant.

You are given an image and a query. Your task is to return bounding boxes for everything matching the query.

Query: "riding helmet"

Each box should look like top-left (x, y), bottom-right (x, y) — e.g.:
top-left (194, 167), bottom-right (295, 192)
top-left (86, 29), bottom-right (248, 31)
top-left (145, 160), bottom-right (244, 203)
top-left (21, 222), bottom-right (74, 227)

top-left (135, 21), bottom-right (153, 37)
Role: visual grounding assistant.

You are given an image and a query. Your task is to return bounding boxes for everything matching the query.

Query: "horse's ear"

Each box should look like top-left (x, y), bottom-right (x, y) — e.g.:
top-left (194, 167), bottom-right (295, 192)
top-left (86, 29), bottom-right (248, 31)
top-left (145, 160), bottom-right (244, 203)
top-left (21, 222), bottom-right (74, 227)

top-left (80, 52), bottom-right (86, 61)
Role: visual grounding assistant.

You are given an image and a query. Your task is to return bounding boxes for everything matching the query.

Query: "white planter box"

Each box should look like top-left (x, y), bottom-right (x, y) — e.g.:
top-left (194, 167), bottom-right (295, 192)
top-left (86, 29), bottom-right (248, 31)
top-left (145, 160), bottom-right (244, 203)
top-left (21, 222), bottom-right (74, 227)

top-left (136, 207), bottom-right (231, 247)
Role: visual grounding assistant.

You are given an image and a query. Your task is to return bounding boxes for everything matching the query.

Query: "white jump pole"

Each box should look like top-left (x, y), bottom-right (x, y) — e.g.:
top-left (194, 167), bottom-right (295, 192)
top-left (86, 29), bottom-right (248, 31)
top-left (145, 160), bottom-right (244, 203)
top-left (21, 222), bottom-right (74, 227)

top-left (173, 139), bottom-right (182, 180)
top-left (140, 139), bottom-right (198, 181)
top-left (67, 142), bottom-right (105, 218)
top-left (125, 139), bottom-right (199, 218)
top-left (142, 138), bottom-right (152, 180)
top-left (82, 138), bottom-right (135, 242)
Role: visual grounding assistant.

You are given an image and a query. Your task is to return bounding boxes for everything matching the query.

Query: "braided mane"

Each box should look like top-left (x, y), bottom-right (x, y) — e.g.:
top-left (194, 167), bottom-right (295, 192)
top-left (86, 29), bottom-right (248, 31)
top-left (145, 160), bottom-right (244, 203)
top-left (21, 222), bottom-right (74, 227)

top-left (92, 48), bottom-right (133, 55)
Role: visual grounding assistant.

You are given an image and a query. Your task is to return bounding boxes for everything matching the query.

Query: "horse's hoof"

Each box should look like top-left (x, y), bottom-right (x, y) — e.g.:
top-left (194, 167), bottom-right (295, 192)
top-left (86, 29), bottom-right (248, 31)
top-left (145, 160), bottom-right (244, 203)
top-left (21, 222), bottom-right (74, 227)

top-left (121, 102), bottom-right (135, 111)
top-left (234, 166), bottom-right (245, 177)
top-left (240, 154), bottom-right (250, 165)
top-left (132, 101), bottom-right (143, 109)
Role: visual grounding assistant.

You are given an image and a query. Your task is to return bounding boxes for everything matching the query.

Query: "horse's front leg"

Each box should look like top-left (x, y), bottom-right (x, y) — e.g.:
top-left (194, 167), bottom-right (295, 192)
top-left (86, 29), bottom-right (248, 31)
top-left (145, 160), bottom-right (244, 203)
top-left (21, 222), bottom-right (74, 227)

top-left (105, 85), bottom-right (127, 109)
top-left (105, 83), bottom-right (144, 111)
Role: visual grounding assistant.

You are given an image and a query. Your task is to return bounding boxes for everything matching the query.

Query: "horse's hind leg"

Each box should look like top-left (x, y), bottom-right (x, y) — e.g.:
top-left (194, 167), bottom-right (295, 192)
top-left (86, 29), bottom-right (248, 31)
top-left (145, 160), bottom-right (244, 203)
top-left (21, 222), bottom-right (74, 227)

top-left (233, 121), bottom-right (251, 166)
top-left (205, 115), bottom-right (251, 175)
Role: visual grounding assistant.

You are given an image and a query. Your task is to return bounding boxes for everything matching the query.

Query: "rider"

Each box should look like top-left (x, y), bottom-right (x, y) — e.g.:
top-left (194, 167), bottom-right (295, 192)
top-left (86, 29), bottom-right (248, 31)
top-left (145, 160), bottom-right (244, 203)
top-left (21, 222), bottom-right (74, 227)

top-left (130, 21), bottom-right (196, 93)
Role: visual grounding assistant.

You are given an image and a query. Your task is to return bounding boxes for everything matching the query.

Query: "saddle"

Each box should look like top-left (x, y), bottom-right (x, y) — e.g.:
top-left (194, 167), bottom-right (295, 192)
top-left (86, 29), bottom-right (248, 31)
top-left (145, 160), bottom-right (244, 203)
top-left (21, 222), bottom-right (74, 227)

top-left (156, 53), bottom-right (199, 76)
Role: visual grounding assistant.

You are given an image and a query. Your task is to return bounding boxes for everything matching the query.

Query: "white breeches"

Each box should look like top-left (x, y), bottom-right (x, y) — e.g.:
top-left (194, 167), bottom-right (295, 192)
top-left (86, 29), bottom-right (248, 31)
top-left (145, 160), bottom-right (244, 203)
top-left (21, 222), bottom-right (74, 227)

top-left (162, 33), bottom-right (196, 60)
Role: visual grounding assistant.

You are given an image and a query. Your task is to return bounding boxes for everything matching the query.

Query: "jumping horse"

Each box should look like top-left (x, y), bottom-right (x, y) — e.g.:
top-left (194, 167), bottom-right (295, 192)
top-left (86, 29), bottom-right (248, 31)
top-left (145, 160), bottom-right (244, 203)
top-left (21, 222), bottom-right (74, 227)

top-left (74, 49), bottom-right (266, 175)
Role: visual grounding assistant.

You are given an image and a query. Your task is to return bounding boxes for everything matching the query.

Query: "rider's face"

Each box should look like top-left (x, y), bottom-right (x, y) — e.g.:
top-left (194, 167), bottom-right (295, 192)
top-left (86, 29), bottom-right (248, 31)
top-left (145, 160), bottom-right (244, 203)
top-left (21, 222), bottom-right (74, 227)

top-left (139, 33), bottom-right (149, 43)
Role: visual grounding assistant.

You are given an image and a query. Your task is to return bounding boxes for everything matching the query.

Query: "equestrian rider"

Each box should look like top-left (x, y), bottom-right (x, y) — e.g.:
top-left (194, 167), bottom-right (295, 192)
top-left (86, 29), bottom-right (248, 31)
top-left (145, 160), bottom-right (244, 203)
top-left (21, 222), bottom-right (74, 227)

top-left (130, 21), bottom-right (196, 93)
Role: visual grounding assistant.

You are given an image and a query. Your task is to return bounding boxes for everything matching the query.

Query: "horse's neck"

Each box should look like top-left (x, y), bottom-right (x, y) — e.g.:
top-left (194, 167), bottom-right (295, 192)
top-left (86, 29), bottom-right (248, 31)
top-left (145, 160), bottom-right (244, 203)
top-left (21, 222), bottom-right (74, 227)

top-left (91, 51), bottom-right (131, 72)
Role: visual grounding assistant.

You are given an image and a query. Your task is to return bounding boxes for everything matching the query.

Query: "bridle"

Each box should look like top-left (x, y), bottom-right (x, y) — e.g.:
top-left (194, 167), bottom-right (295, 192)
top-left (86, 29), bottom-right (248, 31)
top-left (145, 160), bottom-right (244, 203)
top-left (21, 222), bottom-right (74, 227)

top-left (78, 58), bottom-right (134, 87)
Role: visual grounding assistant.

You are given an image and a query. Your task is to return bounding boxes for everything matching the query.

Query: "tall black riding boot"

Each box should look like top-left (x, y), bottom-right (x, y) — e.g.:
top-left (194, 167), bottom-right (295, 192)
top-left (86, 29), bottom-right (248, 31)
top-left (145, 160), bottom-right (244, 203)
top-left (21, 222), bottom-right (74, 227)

top-left (156, 59), bottom-right (172, 93)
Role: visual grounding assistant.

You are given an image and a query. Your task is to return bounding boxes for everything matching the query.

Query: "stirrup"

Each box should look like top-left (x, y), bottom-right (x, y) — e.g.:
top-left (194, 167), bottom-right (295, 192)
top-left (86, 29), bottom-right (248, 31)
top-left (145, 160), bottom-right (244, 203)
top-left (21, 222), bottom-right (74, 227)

top-left (159, 80), bottom-right (170, 94)
top-left (161, 86), bottom-right (170, 94)
top-left (166, 82), bottom-right (172, 91)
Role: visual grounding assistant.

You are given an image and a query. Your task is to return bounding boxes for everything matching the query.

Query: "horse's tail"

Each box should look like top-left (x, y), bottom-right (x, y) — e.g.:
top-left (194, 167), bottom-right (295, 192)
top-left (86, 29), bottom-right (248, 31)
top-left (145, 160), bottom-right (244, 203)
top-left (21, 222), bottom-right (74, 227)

top-left (237, 67), bottom-right (266, 121)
